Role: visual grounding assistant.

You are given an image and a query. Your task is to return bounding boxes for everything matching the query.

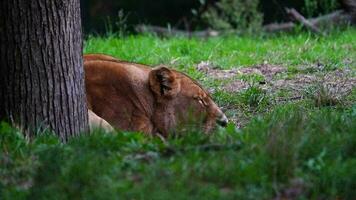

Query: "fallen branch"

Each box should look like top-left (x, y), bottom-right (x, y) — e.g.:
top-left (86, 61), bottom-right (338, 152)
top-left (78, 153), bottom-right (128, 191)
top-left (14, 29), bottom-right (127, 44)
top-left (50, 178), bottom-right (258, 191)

top-left (309, 10), bottom-right (352, 25)
top-left (263, 10), bottom-right (352, 33)
top-left (135, 24), bottom-right (219, 37)
top-left (286, 8), bottom-right (325, 35)
top-left (136, 10), bottom-right (352, 36)
top-left (263, 22), bottom-right (295, 33)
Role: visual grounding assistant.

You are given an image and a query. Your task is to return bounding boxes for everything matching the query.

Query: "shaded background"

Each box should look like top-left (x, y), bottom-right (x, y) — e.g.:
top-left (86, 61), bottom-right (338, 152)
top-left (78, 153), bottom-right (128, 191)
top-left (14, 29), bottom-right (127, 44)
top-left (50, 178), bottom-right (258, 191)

top-left (81, 0), bottom-right (340, 34)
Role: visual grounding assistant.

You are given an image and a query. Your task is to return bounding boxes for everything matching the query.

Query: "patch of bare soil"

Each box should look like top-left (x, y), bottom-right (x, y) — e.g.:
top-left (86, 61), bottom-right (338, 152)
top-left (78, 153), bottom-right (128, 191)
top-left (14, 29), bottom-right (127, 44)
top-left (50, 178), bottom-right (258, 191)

top-left (197, 61), bottom-right (355, 95)
top-left (197, 61), bottom-right (286, 81)
top-left (223, 80), bottom-right (249, 92)
top-left (196, 61), bottom-right (356, 127)
top-left (239, 63), bottom-right (286, 80)
top-left (196, 61), bottom-right (239, 79)
top-left (196, 61), bottom-right (286, 92)
top-left (272, 69), bottom-right (356, 101)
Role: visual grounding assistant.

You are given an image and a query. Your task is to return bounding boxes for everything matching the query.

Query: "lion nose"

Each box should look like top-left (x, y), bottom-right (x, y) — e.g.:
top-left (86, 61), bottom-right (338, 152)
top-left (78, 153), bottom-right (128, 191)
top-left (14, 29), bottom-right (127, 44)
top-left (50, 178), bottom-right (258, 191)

top-left (216, 114), bottom-right (228, 127)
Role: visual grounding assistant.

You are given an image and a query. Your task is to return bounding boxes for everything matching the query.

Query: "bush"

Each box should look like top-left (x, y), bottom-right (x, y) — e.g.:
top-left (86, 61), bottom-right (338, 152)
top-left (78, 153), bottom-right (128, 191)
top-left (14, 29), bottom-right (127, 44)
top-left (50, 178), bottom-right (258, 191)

top-left (200, 0), bottom-right (263, 32)
top-left (303, 0), bottom-right (340, 18)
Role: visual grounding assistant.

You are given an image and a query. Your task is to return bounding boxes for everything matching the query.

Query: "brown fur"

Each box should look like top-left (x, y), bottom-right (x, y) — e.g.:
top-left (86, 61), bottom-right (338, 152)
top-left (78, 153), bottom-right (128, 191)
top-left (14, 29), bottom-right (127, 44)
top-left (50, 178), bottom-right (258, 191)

top-left (84, 53), bottom-right (120, 62)
top-left (84, 54), bottom-right (228, 136)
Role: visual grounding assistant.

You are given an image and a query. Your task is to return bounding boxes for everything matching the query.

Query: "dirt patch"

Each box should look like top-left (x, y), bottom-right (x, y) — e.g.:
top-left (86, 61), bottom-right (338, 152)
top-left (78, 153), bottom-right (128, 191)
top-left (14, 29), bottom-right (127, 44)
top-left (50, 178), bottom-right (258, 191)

top-left (196, 61), bottom-right (356, 127)
top-left (272, 74), bottom-right (317, 92)
top-left (197, 61), bottom-right (285, 81)
top-left (239, 63), bottom-right (286, 80)
top-left (196, 61), bottom-right (287, 92)
top-left (196, 62), bottom-right (356, 127)
top-left (196, 61), bottom-right (239, 79)
top-left (197, 61), bottom-right (355, 94)
top-left (272, 69), bottom-right (356, 99)
top-left (223, 80), bottom-right (249, 92)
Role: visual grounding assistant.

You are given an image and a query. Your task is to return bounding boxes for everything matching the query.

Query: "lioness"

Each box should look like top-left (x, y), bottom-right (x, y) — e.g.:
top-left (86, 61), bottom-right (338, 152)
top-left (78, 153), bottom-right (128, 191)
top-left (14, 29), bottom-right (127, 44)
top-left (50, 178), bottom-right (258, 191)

top-left (88, 109), bottom-right (114, 132)
top-left (84, 53), bottom-right (120, 62)
top-left (84, 54), bottom-right (228, 136)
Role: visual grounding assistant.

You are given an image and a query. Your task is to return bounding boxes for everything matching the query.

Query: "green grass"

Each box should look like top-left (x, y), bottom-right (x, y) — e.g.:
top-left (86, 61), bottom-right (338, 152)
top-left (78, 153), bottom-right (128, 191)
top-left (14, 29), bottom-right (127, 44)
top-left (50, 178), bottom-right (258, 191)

top-left (1, 104), bottom-right (355, 199)
top-left (84, 28), bottom-right (355, 70)
top-left (1, 28), bottom-right (356, 199)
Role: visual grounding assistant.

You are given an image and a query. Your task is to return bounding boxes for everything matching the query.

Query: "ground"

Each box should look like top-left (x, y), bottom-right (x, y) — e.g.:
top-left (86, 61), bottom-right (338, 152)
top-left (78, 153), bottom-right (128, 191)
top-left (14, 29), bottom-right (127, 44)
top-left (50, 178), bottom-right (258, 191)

top-left (84, 28), bottom-right (355, 127)
top-left (1, 28), bottom-right (355, 199)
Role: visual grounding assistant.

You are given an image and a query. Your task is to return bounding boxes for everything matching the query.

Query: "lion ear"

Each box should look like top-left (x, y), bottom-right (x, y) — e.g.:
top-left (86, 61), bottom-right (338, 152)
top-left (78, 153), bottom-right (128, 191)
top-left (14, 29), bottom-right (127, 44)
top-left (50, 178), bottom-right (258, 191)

top-left (149, 65), bottom-right (180, 98)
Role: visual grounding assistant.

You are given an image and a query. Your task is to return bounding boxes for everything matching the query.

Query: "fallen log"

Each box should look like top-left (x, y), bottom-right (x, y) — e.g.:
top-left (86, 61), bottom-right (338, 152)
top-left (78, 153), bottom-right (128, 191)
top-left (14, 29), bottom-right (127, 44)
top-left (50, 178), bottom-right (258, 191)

top-left (263, 22), bottom-right (295, 33)
top-left (135, 24), bottom-right (219, 37)
top-left (263, 10), bottom-right (352, 33)
top-left (136, 10), bottom-right (353, 36)
top-left (309, 10), bottom-right (352, 25)
top-left (285, 8), bottom-right (325, 35)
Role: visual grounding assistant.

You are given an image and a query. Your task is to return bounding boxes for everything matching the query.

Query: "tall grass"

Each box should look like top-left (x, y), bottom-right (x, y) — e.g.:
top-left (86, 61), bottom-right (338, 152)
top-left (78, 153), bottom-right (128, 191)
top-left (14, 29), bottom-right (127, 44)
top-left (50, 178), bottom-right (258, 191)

top-left (1, 28), bottom-right (355, 199)
top-left (1, 103), bottom-right (355, 199)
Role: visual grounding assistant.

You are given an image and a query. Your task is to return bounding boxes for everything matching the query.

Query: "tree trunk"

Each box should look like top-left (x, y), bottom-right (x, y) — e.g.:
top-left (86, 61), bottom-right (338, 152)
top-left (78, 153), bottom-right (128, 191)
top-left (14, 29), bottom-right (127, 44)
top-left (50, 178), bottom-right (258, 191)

top-left (0, 0), bottom-right (88, 141)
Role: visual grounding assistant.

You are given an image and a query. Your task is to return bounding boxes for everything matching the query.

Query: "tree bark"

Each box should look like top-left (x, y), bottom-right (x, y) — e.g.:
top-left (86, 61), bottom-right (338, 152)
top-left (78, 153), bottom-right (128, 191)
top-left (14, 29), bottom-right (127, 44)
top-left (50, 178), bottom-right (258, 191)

top-left (0, 0), bottom-right (88, 141)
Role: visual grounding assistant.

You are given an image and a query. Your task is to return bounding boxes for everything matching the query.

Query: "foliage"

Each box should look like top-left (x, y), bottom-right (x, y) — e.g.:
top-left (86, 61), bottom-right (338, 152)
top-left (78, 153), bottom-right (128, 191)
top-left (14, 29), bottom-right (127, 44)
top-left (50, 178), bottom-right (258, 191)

top-left (1, 104), bottom-right (356, 199)
top-left (104, 9), bottom-right (130, 37)
top-left (303, 0), bottom-right (340, 18)
top-left (199, 0), bottom-right (263, 32)
top-left (82, 0), bottom-right (342, 34)
top-left (2, 28), bottom-right (356, 199)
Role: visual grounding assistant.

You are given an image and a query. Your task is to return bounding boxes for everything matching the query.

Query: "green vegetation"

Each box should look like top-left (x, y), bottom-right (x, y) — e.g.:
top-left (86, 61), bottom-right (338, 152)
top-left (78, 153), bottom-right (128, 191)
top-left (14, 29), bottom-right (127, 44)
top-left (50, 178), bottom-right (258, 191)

top-left (2, 105), bottom-right (355, 199)
top-left (2, 28), bottom-right (356, 199)
top-left (303, 0), bottom-right (339, 18)
top-left (85, 28), bottom-right (355, 70)
top-left (199, 0), bottom-right (263, 31)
